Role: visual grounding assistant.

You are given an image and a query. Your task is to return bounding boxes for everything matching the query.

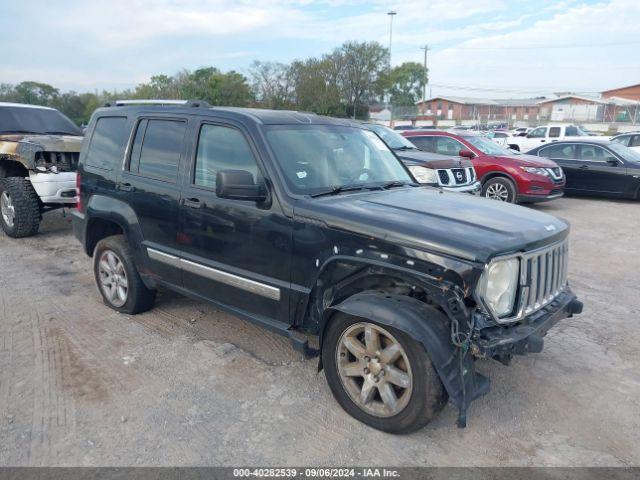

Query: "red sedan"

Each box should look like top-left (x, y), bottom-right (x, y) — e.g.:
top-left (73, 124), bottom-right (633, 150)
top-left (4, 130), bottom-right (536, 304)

top-left (402, 130), bottom-right (565, 203)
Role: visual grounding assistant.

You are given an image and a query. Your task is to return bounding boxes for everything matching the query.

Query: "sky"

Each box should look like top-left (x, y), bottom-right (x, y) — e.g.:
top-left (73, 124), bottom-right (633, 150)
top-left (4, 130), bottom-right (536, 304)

top-left (1, 0), bottom-right (639, 99)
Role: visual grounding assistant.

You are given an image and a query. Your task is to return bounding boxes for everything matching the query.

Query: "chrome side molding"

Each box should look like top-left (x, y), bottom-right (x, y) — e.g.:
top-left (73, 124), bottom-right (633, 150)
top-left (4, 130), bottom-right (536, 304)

top-left (146, 247), bottom-right (281, 301)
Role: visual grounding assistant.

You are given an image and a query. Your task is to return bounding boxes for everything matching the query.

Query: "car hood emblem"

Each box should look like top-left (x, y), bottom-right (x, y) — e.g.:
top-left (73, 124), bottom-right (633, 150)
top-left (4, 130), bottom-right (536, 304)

top-left (545, 224), bottom-right (557, 231)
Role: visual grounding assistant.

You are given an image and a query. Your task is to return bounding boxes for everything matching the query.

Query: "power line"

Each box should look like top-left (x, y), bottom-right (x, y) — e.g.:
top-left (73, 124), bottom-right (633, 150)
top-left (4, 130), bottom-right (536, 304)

top-left (440, 40), bottom-right (640, 51)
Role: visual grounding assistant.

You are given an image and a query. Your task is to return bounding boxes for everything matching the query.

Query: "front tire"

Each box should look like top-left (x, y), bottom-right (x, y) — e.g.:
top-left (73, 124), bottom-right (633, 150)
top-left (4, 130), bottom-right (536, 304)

top-left (93, 235), bottom-right (156, 314)
top-left (482, 177), bottom-right (517, 203)
top-left (0, 177), bottom-right (41, 238)
top-left (323, 313), bottom-right (447, 434)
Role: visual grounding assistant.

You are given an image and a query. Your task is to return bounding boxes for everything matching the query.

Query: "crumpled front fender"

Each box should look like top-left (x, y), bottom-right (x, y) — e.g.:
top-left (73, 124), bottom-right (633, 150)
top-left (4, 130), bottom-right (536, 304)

top-left (325, 290), bottom-right (489, 427)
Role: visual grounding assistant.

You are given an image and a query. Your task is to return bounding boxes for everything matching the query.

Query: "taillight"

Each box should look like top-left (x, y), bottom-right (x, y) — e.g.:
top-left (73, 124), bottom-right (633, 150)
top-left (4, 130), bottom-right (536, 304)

top-left (76, 172), bottom-right (82, 213)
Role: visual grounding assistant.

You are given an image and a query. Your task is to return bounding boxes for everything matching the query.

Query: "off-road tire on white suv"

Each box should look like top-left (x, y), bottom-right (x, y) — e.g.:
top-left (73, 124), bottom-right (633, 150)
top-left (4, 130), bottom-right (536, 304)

top-left (323, 313), bottom-right (447, 434)
top-left (0, 177), bottom-right (42, 238)
top-left (93, 235), bottom-right (156, 315)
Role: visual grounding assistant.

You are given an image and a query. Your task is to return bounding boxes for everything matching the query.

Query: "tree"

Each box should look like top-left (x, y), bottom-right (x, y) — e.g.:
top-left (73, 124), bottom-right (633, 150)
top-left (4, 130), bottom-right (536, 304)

top-left (13, 81), bottom-right (60, 105)
top-left (249, 61), bottom-right (295, 109)
top-left (338, 41), bottom-right (389, 118)
top-left (387, 62), bottom-right (427, 107)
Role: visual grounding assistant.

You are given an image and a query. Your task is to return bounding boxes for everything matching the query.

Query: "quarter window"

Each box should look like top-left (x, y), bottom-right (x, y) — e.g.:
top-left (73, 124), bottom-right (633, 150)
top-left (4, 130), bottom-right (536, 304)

top-left (129, 119), bottom-right (186, 182)
top-left (84, 117), bottom-right (127, 170)
top-left (194, 124), bottom-right (259, 189)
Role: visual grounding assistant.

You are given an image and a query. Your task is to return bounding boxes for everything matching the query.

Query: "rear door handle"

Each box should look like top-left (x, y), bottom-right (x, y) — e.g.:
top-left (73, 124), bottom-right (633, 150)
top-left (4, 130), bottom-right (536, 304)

top-left (118, 183), bottom-right (135, 192)
top-left (579, 165), bottom-right (589, 169)
top-left (182, 197), bottom-right (204, 209)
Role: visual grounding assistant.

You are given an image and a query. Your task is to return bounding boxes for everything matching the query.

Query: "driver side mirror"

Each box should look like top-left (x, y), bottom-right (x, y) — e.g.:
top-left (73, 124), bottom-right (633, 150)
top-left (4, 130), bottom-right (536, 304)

top-left (216, 170), bottom-right (267, 201)
top-left (606, 158), bottom-right (620, 166)
top-left (459, 149), bottom-right (475, 158)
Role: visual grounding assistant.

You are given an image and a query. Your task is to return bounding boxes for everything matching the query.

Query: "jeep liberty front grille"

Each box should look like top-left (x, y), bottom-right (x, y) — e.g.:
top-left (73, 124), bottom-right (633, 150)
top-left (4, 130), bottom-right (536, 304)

top-left (519, 239), bottom-right (569, 317)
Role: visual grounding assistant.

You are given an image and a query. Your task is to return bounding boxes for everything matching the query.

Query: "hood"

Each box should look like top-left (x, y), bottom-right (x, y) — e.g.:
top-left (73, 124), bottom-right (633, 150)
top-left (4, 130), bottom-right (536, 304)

top-left (394, 149), bottom-right (472, 169)
top-left (0, 134), bottom-right (83, 153)
top-left (295, 187), bottom-right (568, 263)
top-left (495, 152), bottom-right (559, 168)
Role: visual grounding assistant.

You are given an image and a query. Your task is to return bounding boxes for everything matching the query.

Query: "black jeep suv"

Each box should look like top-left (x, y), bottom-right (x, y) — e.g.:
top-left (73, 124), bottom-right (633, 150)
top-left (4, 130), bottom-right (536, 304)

top-left (72, 100), bottom-right (582, 433)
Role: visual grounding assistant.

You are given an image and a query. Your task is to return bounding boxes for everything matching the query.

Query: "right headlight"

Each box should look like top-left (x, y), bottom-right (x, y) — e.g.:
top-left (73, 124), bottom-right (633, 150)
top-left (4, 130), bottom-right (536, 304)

top-left (479, 258), bottom-right (520, 318)
top-left (408, 165), bottom-right (438, 184)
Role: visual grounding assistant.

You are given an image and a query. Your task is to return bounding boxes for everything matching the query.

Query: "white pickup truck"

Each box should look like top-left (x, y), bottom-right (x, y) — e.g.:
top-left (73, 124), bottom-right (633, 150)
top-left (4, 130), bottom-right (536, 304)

top-left (507, 124), bottom-right (597, 152)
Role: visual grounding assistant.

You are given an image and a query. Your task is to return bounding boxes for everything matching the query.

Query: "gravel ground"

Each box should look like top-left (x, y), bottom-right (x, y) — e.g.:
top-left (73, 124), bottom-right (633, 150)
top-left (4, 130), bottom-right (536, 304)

top-left (0, 196), bottom-right (638, 467)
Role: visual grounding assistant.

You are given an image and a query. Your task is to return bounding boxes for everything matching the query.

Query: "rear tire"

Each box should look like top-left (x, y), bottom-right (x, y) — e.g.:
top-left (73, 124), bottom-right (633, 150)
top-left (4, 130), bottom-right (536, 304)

top-left (482, 177), bottom-right (517, 203)
top-left (0, 177), bottom-right (41, 238)
top-left (93, 235), bottom-right (156, 314)
top-left (323, 313), bottom-right (447, 434)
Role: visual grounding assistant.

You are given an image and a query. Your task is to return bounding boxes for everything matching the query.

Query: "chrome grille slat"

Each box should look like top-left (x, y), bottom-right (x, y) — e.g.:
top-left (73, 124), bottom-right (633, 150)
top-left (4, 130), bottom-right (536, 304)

top-left (518, 239), bottom-right (569, 318)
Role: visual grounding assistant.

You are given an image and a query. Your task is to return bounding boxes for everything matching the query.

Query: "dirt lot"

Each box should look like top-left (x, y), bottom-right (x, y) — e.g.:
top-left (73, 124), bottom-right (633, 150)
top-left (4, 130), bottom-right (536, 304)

top-left (0, 197), bottom-right (638, 467)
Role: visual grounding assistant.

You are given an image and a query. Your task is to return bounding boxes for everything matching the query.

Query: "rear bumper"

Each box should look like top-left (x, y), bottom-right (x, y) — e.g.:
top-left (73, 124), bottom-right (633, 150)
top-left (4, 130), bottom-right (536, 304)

top-left (29, 171), bottom-right (77, 204)
top-left (71, 210), bottom-right (87, 253)
top-left (474, 288), bottom-right (582, 358)
top-left (443, 181), bottom-right (481, 195)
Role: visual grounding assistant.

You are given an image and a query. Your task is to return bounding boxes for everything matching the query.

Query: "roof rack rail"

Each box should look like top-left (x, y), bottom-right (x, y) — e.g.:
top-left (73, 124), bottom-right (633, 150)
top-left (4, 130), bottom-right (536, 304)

top-left (104, 99), bottom-right (211, 108)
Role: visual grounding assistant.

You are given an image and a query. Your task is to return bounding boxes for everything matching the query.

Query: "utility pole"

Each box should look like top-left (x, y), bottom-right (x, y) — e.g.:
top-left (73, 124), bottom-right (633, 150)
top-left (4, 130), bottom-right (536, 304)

top-left (420, 44), bottom-right (429, 102)
top-left (387, 11), bottom-right (397, 67)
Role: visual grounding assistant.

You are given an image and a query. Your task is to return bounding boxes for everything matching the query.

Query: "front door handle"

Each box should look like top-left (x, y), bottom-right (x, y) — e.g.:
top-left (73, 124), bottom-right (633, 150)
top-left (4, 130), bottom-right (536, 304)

top-left (579, 164), bottom-right (589, 169)
top-left (182, 197), bottom-right (204, 209)
top-left (118, 183), bottom-right (135, 192)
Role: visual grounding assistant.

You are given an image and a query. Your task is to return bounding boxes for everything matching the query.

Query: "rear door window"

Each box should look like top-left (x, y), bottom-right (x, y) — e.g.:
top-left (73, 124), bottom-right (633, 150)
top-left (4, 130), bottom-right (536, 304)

top-left (84, 117), bottom-right (128, 170)
top-left (549, 127), bottom-right (561, 138)
top-left (539, 144), bottom-right (576, 159)
top-left (631, 135), bottom-right (640, 147)
top-left (128, 119), bottom-right (186, 183)
top-left (406, 136), bottom-right (434, 152)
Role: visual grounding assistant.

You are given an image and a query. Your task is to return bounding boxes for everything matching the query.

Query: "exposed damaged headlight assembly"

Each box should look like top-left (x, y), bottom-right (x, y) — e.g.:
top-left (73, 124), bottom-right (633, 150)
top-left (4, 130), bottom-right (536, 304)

top-left (408, 166), bottom-right (438, 184)
top-left (478, 258), bottom-right (520, 318)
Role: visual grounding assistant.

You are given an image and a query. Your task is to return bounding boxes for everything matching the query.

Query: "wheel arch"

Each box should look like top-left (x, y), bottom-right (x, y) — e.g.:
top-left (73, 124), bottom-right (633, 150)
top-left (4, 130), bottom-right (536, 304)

top-left (323, 291), bottom-right (489, 425)
top-left (480, 171), bottom-right (519, 193)
top-left (83, 194), bottom-right (144, 257)
top-left (0, 158), bottom-right (30, 178)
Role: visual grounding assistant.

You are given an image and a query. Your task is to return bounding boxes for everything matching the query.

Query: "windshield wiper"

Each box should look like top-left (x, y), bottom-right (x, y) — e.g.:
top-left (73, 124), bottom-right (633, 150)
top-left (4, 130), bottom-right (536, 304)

top-left (310, 184), bottom-right (370, 198)
top-left (394, 146), bottom-right (418, 151)
top-left (381, 180), bottom-right (417, 189)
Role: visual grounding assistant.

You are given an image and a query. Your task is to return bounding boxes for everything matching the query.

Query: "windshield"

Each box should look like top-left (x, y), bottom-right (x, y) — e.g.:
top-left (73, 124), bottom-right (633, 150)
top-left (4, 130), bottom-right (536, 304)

top-left (461, 135), bottom-right (516, 156)
top-left (264, 124), bottom-right (413, 195)
top-left (0, 106), bottom-right (82, 136)
top-left (608, 142), bottom-right (640, 163)
top-left (365, 123), bottom-right (417, 150)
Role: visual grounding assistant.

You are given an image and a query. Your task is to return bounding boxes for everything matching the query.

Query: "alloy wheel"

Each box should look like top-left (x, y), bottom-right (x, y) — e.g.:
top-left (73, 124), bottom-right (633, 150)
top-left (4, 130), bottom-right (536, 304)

top-left (336, 322), bottom-right (413, 418)
top-left (485, 183), bottom-right (510, 201)
top-left (0, 191), bottom-right (15, 228)
top-left (98, 250), bottom-right (129, 307)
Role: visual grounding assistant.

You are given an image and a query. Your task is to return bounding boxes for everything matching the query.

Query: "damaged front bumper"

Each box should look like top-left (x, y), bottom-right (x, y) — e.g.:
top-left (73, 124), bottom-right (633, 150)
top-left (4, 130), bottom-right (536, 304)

top-left (474, 288), bottom-right (582, 360)
top-left (454, 288), bottom-right (582, 428)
